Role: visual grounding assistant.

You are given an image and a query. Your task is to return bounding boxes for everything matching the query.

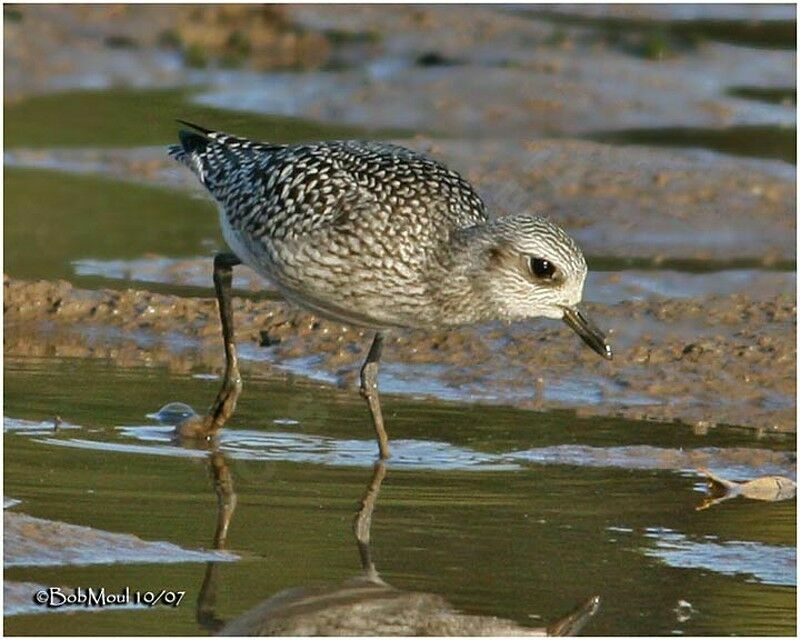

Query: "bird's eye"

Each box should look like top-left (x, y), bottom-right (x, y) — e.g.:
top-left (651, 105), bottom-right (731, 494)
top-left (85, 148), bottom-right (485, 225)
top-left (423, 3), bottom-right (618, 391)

top-left (529, 257), bottom-right (557, 280)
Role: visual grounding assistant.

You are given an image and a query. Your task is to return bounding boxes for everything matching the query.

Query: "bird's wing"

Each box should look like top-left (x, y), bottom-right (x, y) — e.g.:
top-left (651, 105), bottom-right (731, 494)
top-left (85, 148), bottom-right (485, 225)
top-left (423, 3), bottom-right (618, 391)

top-left (170, 128), bottom-right (488, 240)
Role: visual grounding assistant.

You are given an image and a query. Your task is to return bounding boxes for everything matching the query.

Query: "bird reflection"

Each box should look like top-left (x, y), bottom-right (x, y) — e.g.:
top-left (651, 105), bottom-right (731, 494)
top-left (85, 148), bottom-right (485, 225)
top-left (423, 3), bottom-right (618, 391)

top-left (194, 453), bottom-right (600, 636)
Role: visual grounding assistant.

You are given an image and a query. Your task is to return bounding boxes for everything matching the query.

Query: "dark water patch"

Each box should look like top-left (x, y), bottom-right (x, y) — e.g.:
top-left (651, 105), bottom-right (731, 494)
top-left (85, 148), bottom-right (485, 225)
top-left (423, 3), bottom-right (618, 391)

top-left (4, 6), bottom-right (23, 22)
top-left (3, 87), bottom-right (405, 149)
top-left (3, 168), bottom-right (222, 282)
top-left (415, 51), bottom-right (464, 67)
top-left (103, 35), bottom-right (140, 50)
top-left (323, 28), bottom-right (381, 45)
top-left (525, 10), bottom-right (796, 51)
top-left (587, 125), bottom-right (796, 164)
top-left (728, 85), bottom-right (796, 106)
top-left (587, 255), bottom-right (796, 273)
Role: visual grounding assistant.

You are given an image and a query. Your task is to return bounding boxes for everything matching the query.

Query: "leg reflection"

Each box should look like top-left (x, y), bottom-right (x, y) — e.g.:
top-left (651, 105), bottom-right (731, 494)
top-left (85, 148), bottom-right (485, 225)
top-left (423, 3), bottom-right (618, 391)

top-left (193, 458), bottom-right (600, 636)
top-left (354, 461), bottom-right (387, 580)
top-left (196, 449), bottom-right (236, 633)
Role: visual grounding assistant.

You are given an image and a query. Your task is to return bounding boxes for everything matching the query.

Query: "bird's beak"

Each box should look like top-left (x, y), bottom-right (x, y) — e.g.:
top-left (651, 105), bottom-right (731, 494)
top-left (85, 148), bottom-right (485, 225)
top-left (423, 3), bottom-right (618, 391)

top-left (562, 306), bottom-right (613, 360)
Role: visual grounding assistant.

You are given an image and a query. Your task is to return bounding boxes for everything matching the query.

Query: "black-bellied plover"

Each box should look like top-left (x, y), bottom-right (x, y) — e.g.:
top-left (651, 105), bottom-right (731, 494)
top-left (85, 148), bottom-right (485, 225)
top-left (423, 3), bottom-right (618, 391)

top-left (169, 122), bottom-right (611, 458)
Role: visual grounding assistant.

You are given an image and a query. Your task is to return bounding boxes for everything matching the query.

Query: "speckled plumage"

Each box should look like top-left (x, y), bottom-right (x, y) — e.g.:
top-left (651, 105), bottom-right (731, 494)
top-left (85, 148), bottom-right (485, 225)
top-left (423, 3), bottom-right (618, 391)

top-left (169, 123), bottom-right (610, 454)
top-left (169, 124), bottom-right (592, 331)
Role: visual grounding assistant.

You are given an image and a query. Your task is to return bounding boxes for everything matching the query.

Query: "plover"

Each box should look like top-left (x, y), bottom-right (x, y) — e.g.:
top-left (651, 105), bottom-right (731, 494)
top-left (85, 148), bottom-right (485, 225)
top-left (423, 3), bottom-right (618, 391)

top-left (169, 122), bottom-right (611, 458)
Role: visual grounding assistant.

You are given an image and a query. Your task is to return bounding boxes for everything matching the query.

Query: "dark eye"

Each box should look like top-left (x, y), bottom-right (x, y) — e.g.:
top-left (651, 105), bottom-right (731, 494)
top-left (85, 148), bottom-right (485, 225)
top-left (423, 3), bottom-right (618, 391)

top-left (529, 257), bottom-right (557, 280)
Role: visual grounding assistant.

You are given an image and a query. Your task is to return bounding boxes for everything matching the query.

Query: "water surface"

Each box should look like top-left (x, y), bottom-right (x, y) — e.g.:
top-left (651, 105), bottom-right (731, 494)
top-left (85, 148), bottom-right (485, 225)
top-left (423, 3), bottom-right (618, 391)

top-left (4, 355), bottom-right (795, 635)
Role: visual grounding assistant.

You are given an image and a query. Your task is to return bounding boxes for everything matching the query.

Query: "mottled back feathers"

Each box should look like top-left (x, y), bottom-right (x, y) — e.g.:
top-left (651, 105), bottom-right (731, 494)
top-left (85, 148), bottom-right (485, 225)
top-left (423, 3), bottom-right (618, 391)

top-left (169, 124), bottom-right (487, 243)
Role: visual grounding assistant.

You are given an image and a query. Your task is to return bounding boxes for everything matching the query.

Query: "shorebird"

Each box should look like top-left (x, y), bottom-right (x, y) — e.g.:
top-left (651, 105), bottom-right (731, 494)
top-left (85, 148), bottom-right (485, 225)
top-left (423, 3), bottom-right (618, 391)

top-left (169, 122), bottom-right (612, 458)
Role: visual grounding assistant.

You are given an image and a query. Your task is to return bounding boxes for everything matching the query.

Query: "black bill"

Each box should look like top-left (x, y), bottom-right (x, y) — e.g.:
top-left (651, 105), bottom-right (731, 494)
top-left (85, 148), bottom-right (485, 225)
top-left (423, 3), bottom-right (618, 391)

top-left (562, 306), bottom-right (613, 360)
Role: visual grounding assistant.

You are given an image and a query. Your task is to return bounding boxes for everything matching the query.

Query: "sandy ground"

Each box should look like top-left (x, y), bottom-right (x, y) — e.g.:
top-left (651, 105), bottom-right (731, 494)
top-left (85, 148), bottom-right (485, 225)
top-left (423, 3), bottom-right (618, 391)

top-left (5, 276), bottom-right (795, 432)
top-left (3, 4), bottom-right (328, 99)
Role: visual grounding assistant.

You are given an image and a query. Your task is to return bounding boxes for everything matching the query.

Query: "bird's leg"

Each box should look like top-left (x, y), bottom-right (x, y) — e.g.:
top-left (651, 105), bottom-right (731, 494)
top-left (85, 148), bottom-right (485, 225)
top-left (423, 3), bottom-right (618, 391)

top-left (176, 252), bottom-right (243, 440)
top-left (360, 332), bottom-right (389, 459)
top-left (354, 461), bottom-right (387, 579)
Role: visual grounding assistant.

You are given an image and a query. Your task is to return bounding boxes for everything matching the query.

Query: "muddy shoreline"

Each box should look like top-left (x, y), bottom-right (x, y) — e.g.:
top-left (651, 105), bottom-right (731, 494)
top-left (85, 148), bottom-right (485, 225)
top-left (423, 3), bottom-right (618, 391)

top-left (5, 276), bottom-right (795, 433)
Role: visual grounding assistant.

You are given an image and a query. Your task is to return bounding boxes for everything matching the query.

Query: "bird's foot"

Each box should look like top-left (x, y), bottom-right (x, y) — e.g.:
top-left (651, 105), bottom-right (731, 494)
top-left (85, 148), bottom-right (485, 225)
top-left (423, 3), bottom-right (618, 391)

top-left (173, 414), bottom-right (216, 441)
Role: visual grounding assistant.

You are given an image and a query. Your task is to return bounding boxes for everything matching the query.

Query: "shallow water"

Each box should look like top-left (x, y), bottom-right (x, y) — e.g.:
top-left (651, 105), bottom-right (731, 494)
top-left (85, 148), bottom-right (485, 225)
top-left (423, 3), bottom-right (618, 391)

top-left (588, 124), bottom-right (796, 164)
top-left (522, 8), bottom-right (796, 51)
top-left (3, 87), bottom-right (402, 149)
top-left (3, 355), bottom-right (796, 635)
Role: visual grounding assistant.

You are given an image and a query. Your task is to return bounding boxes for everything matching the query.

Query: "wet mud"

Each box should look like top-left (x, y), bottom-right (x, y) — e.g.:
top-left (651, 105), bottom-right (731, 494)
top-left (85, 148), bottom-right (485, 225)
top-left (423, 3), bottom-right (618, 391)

top-left (5, 276), bottom-right (795, 432)
top-left (3, 5), bottom-right (328, 100)
top-left (4, 506), bottom-right (236, 569)
top-left (198, 5), bottom-right (795, 139)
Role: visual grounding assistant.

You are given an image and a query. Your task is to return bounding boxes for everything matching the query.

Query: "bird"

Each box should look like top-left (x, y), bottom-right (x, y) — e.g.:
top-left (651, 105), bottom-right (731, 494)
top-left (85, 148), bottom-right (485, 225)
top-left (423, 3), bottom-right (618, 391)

top-left (168, 121), bottom-right (612, 459)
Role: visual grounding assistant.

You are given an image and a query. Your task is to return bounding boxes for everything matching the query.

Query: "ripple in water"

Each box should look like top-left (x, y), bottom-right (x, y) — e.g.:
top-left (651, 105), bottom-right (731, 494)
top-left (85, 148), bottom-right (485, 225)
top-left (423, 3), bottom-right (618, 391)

top-left (643, 527), bottom-right (796, 587)
top-left (7, 415), bottom-right (795, 478)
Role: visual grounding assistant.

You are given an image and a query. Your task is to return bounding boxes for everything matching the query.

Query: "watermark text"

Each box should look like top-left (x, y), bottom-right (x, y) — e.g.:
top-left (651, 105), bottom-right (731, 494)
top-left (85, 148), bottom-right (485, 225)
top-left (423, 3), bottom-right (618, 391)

top-left (33, 587), bottom-right (186, 609)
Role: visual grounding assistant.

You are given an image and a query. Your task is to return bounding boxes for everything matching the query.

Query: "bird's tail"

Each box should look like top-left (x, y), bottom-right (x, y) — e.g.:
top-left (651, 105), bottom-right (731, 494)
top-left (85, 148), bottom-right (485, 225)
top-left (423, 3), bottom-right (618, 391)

top-left (168, 120), bottom-right (277, 188)
top-left (168, 121), bottom-right (217, 185)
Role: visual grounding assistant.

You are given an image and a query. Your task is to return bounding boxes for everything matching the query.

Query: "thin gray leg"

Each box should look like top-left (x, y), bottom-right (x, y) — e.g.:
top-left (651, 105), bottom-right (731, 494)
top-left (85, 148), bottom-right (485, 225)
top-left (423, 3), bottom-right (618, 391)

top-left (360, 332), bottom-right (389, 459)
top-left (177, 252), bottom-right (243, 439)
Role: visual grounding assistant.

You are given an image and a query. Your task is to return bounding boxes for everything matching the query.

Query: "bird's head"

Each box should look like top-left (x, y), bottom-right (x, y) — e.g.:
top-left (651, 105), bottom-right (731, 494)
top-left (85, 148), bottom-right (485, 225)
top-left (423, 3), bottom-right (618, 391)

top-left (460, 215), bottom-right (612, 359)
